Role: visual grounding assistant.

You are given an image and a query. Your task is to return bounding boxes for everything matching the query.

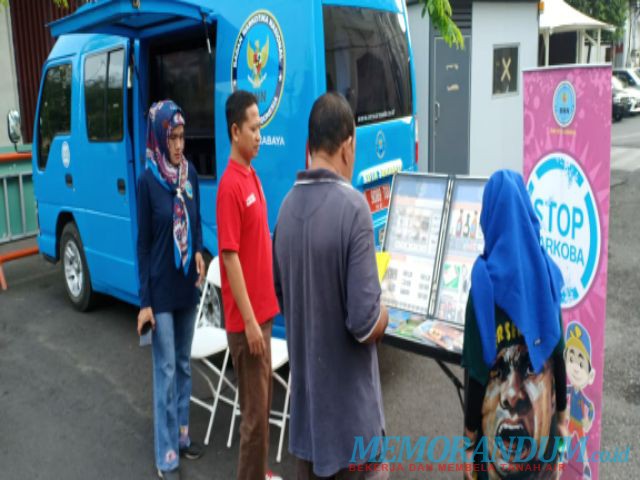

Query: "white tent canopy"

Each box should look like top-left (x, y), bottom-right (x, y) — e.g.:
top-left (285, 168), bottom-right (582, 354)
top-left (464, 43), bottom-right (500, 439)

top-left (539, 0), bottom-right (615, 65)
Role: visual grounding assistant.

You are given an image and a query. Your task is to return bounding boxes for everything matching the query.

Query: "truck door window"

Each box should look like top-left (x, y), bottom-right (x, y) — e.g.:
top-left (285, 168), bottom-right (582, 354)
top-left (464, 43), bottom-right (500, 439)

top-left (84, 48), bottom-right (125, 142)
top-left (323, 6), bottom-right (412, 126)
top-left (37, 64), bottom-right (72, 170)
top-left (150, 34), bottom-right (216, 178)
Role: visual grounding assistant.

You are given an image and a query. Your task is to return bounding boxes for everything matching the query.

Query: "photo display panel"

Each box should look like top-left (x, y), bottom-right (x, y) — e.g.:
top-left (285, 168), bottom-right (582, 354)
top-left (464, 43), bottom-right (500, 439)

top-left (434, 178), bottom-right (486, 325)
top-left (382, 174), bottom-right (448, 314)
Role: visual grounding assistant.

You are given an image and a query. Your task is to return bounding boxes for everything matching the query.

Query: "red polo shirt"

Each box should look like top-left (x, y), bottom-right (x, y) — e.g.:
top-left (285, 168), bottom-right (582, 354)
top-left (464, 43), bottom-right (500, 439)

top-left (216, 159), bottom-right (279, 333)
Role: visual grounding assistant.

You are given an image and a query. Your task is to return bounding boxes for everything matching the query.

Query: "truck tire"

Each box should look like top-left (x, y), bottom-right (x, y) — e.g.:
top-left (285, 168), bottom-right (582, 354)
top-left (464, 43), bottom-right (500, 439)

top-left (60, 222), bottom-right (95, 311)
top-left (200, 283), bottom-right (224, 329)
top-left (199, 252), bottom-right (224, 329)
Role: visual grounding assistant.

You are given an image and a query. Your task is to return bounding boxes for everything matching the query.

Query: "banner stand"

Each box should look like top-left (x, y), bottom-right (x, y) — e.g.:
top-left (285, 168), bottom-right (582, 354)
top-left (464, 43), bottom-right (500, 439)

top-left (523, 64), bottom-right (611, 480)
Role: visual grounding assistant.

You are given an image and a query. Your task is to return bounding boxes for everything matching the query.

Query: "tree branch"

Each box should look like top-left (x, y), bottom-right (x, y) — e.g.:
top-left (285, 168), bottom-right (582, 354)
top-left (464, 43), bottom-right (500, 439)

top-left (566, 0), bottom-right (629, 41)
top-left (420, 0), bottom-right (465, 49)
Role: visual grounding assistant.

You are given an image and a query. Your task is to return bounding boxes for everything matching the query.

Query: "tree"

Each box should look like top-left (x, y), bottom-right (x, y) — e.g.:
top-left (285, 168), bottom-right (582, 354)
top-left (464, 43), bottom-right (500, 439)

top-left (566, 0), bottom-right (629, 41)
top-left (419, 0), bottom-right (465, 49)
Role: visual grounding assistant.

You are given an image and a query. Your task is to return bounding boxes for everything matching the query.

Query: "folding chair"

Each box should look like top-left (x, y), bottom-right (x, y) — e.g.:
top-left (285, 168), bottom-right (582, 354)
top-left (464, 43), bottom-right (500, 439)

top-left (226, 337), bottom-right (291, 463)
top-left (190, 263), bottom-right (236, 445)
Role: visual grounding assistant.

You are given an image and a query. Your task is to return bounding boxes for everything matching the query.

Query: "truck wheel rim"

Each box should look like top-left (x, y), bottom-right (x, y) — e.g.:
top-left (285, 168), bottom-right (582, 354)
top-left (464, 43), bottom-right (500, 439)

top-left (202, 286), bottom-right (222, 328)
top-left (64, 241), bottom-right (83, 298)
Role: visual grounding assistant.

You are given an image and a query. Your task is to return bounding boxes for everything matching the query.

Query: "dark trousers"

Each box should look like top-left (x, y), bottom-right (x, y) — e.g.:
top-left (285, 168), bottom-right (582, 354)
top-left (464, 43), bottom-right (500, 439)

top-left (296, 458), bottom-right (390, 480)
top-left (227, 320), bottom-right (273, 480)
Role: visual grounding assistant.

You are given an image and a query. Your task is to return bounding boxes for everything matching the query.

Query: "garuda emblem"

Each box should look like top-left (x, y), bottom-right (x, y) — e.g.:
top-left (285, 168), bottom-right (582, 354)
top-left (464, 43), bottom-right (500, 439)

top-left (247, 37), bottom-right (269, 88)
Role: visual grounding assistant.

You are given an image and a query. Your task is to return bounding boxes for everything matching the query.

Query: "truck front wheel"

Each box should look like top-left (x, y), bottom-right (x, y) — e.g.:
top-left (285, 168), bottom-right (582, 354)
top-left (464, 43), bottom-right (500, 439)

top-left (60, 222), bottom-right (95, 311)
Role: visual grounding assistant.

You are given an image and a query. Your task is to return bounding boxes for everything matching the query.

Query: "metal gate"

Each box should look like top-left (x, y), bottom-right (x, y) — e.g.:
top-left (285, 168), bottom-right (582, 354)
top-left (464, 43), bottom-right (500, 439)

top-left (0, 153), bottom-right (37, 244)
top-left (9, 0), bottom-right (84, 143)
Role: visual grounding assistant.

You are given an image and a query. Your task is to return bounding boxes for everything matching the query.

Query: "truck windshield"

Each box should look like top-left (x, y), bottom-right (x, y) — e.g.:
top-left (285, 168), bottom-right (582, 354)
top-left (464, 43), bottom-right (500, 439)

top-left (323, 5), bottom-right (412, 126)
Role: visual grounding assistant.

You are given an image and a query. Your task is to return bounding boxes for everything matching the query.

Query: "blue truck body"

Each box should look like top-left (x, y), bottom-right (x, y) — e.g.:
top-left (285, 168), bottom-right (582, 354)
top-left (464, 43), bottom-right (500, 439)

top-left (33, 0), bottom-right (417, 337)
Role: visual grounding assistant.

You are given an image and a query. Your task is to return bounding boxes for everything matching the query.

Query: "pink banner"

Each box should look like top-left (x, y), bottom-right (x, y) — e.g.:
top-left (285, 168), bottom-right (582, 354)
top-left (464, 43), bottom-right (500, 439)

top-left (523, 66), bottom-right (611, 480)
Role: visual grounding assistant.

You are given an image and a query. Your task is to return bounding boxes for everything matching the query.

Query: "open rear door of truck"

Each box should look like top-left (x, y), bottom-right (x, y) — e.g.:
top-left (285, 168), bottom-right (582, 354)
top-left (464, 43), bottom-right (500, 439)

top-left (49, 0), bottom-right (215, 39)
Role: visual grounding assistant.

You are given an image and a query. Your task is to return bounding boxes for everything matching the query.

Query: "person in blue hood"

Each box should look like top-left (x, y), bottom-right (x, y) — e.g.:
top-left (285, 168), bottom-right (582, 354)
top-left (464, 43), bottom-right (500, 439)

top-left (462, 170), bottom-right (569, 480)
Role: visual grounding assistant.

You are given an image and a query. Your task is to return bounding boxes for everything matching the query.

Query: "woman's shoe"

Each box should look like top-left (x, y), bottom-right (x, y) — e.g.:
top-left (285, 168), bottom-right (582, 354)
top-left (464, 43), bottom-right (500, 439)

top-left (179, 441), bottom-right (204, 460)
top-left (157, 468), bottom-right (181, 480)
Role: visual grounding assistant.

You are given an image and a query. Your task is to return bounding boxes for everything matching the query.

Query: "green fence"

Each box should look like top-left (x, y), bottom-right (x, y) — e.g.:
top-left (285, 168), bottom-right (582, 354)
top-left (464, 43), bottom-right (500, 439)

top-left (0, 153), bottom-right (37, 244)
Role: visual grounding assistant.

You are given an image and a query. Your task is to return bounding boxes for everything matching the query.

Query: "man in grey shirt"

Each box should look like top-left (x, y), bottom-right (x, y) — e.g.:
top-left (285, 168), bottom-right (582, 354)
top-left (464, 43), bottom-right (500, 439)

top-left (273, 93), bottom-right (389, 479)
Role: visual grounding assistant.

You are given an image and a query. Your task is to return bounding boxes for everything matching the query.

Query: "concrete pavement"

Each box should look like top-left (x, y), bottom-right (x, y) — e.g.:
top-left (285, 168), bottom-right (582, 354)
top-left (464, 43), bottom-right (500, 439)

top-left (611, 114), bottom-right (640, 172)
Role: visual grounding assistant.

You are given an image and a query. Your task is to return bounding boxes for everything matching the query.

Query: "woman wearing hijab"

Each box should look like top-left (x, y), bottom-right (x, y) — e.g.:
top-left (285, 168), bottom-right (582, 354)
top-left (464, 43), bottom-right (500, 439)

top-left (136, 100), bottom-right (206, 480)
top-left (462, 171), bottom-right (568, 480)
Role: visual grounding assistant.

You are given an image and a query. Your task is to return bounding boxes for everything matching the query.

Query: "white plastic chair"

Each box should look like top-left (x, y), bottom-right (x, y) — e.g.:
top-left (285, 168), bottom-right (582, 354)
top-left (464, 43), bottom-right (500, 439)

top-left (226, 336), bottom-right (291, 463)
top-left (190, 262), bottom-right (236, 445)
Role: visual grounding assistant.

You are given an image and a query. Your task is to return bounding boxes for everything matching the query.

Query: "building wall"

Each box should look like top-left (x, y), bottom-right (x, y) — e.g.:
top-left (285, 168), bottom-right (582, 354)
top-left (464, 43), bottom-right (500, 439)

top-left (0, 4), bottom-right (20, 149)
top-left (10, 0), bottom-right (84, 144)
top-left (469, 2), bottom-right (538, 175)
top-left (407, 2), bottom-right (430, 172)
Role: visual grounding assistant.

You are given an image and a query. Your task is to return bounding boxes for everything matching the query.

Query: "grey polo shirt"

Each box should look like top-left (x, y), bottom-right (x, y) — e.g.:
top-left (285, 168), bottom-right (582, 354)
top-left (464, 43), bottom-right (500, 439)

top-left (273, 168), bottom-right (385, 477)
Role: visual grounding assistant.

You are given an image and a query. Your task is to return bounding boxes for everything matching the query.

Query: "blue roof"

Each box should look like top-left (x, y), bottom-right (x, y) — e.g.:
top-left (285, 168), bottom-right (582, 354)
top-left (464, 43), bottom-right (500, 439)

top-left (49, 0), bottom-right (214, 38)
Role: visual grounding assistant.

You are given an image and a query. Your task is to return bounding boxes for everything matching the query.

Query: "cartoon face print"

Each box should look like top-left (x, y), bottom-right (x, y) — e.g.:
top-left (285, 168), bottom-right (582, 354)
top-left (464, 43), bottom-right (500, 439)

top-left (565, 345), bottom-right (595, 390)
top-left (482, 344), bottom-right (556, 478)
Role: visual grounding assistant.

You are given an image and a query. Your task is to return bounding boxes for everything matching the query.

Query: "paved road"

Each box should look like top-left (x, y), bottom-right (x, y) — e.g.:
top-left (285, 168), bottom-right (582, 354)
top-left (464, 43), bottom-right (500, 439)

top-left (611, 114), bottom-right (640, 172)
top-left (0, 251), bottom-right (478, 480)
top-left (0, 146), bottom-right (638, 479)
top-left (612, 113), bottom-right (640, 148)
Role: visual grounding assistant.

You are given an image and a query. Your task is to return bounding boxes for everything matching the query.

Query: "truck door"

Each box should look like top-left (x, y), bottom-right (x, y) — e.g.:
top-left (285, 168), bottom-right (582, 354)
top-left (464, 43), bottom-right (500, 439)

top-left (76, 40), bottom-right (138, 300)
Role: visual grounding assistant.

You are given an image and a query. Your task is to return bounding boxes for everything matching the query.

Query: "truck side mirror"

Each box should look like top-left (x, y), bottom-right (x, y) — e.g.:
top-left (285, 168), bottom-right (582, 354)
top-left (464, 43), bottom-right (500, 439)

top-left (7, 110), bottom-right (21, 150)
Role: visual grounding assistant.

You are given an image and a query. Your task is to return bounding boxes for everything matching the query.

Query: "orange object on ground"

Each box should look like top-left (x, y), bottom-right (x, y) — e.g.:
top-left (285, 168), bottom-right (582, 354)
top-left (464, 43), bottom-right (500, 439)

top-left (0, 246), bottom-right (39, 290)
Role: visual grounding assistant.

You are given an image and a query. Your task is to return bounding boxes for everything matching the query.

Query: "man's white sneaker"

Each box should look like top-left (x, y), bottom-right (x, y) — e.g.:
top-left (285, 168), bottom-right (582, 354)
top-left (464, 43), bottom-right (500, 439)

top-left (266, 471), bottom-right (283, 480)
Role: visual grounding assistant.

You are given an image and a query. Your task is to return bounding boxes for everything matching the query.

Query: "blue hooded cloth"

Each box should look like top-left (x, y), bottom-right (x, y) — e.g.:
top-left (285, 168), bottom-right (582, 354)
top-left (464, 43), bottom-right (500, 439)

top-left (470, 170), bottom-right (564, 373)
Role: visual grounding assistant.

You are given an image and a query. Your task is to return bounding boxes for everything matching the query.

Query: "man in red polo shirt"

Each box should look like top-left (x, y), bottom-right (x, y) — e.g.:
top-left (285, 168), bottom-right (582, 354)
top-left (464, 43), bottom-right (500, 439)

top-left (216, 90), bottom-right (281, 480)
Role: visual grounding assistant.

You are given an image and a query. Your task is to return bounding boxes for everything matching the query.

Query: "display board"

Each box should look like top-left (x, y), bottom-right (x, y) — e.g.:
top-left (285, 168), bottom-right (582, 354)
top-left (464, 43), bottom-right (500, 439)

top-left (381, 173), bottom-right (487, 362)
top-left (381, 174), bottom-right (448, 315)
top-left (433, 178), bottom-right (486, 325)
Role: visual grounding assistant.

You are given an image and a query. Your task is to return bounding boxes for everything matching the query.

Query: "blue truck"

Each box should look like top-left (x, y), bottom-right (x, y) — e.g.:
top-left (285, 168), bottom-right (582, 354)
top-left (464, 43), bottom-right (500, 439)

top-left (32, 0), bottom-right (418, 337)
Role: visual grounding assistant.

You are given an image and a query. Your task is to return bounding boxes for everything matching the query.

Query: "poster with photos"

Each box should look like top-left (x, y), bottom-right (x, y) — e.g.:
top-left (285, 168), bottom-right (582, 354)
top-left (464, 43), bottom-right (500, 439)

top-left (382, 174), bottom-right (448, 314)
top-left (385, 309), bottom-right (463, 353)
top-left (434, 179), bottom-right (486, 325)
top-left (413, 319), bottom-right (464, 353)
